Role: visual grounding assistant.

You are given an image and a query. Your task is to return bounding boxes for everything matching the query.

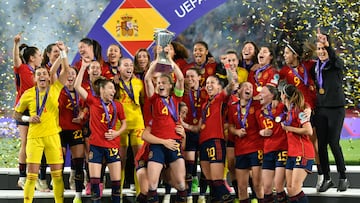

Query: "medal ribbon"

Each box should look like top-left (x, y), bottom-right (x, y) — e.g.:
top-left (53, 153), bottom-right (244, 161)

top-left (120, 78), bottom-right (135, 103)
top-left (89, 80), bottom-right (96, 96)
top-left (237, 99), bottom-right (252, 128)
top-left (162, 97), bottom-right (178, 122)
top-left (64, 86), bottom-right (79, 117)
top-left (315, 59), bottom-right (328, 90)
top-left (189, 88), bottom-right (200, 118)
top-left (36, 87), bottom-right (49, 116)
top-left (283, 105), bottom-right (293, 126)
top-left (291, 63), bottom-right (308, 86)
top-left (263, 103), bottom-right (275, 120)
top-left (255, 64), bottom-right (270, 87)
top-left (26, 64), bottom-right (35, 73)
top-left (202, 94), bottom-right (217, 124)
top-left (100, 98), bottom-right (117, 130)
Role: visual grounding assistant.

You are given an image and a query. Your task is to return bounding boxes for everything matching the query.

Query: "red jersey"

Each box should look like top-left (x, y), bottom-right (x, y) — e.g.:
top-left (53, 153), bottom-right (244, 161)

top-left (14, 64), bottom-right (35, 105)
top-left (86, 94), bottom-right (126, 148)
top-left (74, 60), bottom-right (108, 84)
top-left (58, 88), bottom-right (85, 130)
top-left (102, 63), bottom-right (118, 80)
top-left (183, 62), bottom-right (217, 87)
top-left (279, 61), bottom-right (317, 109)
top-left (247, 65), bottom-right (279, 97)
top-left (226, 94), bottom-right (240, 144)
top-left (182, 87), bottom-right (207, 127)
top-left (199, 91), bottom-right (228, 144)
top-left (285, 108), bottom-right (315, 159)
top-left (135, 142), bottom-right (150, 164)
top-left (149, 94), bottom-right (183, 140)
top-left (255, 103), bottom-right (287, 154)
top-left (228, 98), bottom-right (263, 156)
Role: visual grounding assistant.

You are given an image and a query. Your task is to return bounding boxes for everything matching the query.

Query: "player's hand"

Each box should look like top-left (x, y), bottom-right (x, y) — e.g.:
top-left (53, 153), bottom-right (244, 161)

top-left (162, 139), bottom-right (179, 151)
top-left (29, 115), bottom-right (41, 123)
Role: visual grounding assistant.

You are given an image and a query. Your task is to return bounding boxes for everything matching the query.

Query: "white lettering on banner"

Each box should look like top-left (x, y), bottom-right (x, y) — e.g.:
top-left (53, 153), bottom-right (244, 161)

top-left (174, 0), bottom-right (205, 18)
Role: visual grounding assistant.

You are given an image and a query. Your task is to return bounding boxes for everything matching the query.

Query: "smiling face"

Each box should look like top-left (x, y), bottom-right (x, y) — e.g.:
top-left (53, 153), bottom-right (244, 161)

top-left (34, 67), bottom-right (50, 89)
top-left (119, 58), bottom-right (134, 80)
top-left (100, 81), bottom-right (116, 102)
top-left (259, 86), bottom-right (273, 105)
top-left (193, 43), bottom-right (208, 65)
top-left (88, 61), bottom-right (101, 81)
top-left (205, 76), bottom-right (221, 97)
top-left (316, 42), bottom-right (329, 62)
top-left (157, 75), bottom-right (173, 97)
top-left (283, 46), bottom-right (298, 67)
top-left (237, 82), bottom-right (253, 100)
top-left (186, 69), bottom-right (201, 89)
top-left (242, 42), bottom-right (256, 61)
top-left (226, 53), bottom-right (239, 71)
top-left (78, 41), bottom-right (94, 60)
top-left (66, 68), bottom-right (77, 87)
top-left (258, 47), bottom-right (273, 66)
top-left (107, 44), bottom-right (122, 65)
top-left (47, 45), bottom-right (60, 63)
top-left (136, 50), bottom-right (150, 71)
top-left (179, 104), bottom-right (188, 120)
top-left (31, 49), bottom-right (43, 68)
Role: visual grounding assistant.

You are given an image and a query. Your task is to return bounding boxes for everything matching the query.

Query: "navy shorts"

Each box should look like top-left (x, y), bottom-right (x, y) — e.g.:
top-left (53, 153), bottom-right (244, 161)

top-left (235, 150), bottom-right (263, 169)
top-left (88, 145), bottom-right (121, 164)
top-left (60, 129), bottom-right (85, 147)
top-left (184, 131), bottom-right (200, 151)
top-left (135, 159), bottom-right (147, 171)
top-left (286, 156), bottom-right (314, 173)
top-left (16, 109), bottom-right (30, 126)
top-left (262, 150), bottom-right (287, 170)
top-left (148, 143), bottom-right (183, 165)
top-left (199, 138), bottom-right (226, 163)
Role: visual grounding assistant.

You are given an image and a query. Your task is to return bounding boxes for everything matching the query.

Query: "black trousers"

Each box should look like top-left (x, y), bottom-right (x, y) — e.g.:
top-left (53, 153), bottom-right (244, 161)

top-left (314, 107), bottom-right (346, 178)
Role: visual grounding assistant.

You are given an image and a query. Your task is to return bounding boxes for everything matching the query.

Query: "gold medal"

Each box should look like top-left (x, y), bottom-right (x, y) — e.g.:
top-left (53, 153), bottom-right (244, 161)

top-left (241, 108), bottom-right (246, 115)
top-left (201, 124), bottom-right (206, 130)
top-left (319, 88), bottom-right (325, 94)
top-left (275, 116), bottom-right (281, 123)
top-left (264, 109), bottom-right (268, 115)
top-left (256, 86), bottom-right (262, 92)
top-left (193, 118), bottom-right (198, 124)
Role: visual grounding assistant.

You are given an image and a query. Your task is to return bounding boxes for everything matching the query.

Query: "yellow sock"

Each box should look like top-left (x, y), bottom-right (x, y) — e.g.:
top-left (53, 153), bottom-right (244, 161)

top-left (51, 169), bottom-right (64, 203)
top-left (134, 168), bottom-right (140, 195)
top-left (24, 173), bottom-right (37, 203)
top-left (224, 158), bottom-right (229, 179)
top-left (121, 168), bottom-right (125, 190)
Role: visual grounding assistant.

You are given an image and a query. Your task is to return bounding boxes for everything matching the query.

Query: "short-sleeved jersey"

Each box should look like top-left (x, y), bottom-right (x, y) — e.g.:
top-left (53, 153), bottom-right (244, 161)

top-left (14, 64), bottom-right (35, 105)
top-left (279, 61), bottom-right (317, 109)
top-left (247, 65), bottom-right (279, 97)
top-left (255, 103), bottom-right (287, 154)
top-left (116, 77), bottom-right (145, 129)
top-left (150, 94), bottom-right (182, 140)
top-left (86, 93), bottom-right (126, 148)
top-left (58, 88), bottom-right (85, 130)
top-left (236, 67), bottom-right (249, 84)
top-left (285, 108), bottom-right (315, 159)
top-left (228, 98), bottom-right (263, 156)
top-left (199, 91), bottom-right (228, 144)
top-left (101, 63), bottom-right (117, 80)
top-left (182, 87), bottom-right (207, 126)
top-left (15, 80), bottom-right (63, 138)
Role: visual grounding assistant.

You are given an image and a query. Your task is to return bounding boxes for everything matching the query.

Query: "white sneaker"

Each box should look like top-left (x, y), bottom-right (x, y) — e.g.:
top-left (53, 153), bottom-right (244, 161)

top-left (69, 169), bottom-right (76, 190)
top-left (17, 177), bottom-right (26, 189)
top-left (197, 195), bottom-right (206, 203)
top-left (187, 196), bottom-right (193, 203)
top-left (163, 194), bottom-right (171, 203)
top-left (316, 174), bottom-right (324, 191)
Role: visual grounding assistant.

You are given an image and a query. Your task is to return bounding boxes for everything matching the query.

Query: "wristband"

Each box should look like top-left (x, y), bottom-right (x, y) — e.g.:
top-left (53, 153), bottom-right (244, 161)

top-left (60, 50), bottom-right (67, 59)
top-left (21, 115), bottom-right (30, 122)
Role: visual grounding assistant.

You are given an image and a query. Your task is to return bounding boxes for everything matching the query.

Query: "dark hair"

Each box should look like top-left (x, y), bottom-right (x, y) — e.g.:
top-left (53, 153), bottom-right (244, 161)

top-left (80, 38), bottom-right (104, 65)
top-left (171, 41), bottom-right (189, 60)
top-left (19, 44), bottom-right (39, 64)
top-left (194, 41), bottom-right (208, 50)
top-left (260, 44), bottom-right (277, 67)
top-left (185, 67), bottom-right (200, 76)
top-left (282, 84), bottom-right (305, 110)
top-left (134, 48), bottom-right (150, 74)
top-left (226, 49), bottom-right (238, 58)
top-left (266, 85), bottom-right (280, 101)
top-left (93, 76), bottom-right (113, 96)
top-left (41, 43), bottom-right (57, 67)
top-left (240, 41), bottom-right (259, 64)
top-left (285, 40), bottom-right (304, 61)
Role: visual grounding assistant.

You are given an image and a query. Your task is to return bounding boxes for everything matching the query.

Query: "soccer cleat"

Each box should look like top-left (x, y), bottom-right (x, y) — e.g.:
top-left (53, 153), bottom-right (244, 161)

top-left (191, 177), bottom-right (199, 193)
top-left (85, 182), bottom-right (91, 195)
top-left (318, 179), bottom-right (334, 192)
top-left (316, 174), bottom-right (324, 192)
top-left (162, 194), bottom-right (171, 203)
top-left (17, 177), bottom-right (26, 190)
top-left (197, 195), bottom-right (206, 203)
top-left (337, 179), bottom-right (350, 192)
top-left (73, 197), bottom-right (82, 203)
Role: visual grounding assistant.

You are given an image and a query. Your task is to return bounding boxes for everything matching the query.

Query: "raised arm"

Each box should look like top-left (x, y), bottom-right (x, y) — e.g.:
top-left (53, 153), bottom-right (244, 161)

top-left (56, 41), bottom-right (70, 85)
top-left (223, 68), bottom-right (235, 96)
top-left (144, 58), bottom-right (158, 98)
top-left (74, 63), bottom-right (89, 100)
top-left (13, 33), bottom-right (22, 68)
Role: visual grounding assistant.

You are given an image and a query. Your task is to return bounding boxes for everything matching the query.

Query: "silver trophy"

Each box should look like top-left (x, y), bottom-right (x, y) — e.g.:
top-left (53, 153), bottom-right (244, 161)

top-left (154, 28), bottom-right (175, 73)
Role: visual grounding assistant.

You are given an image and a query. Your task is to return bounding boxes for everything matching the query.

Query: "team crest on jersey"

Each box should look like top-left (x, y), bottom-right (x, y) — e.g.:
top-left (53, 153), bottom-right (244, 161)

top-left (148, 151), bottom-right (153, 159)
top-left (249, 106), bottom-right (255, 114)
top-left (207, 67), bottom-right (214, 75)
top-left (263, 72), bottom-right (269, 80)
top-left (138, 160), bottom-right (145, 168)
